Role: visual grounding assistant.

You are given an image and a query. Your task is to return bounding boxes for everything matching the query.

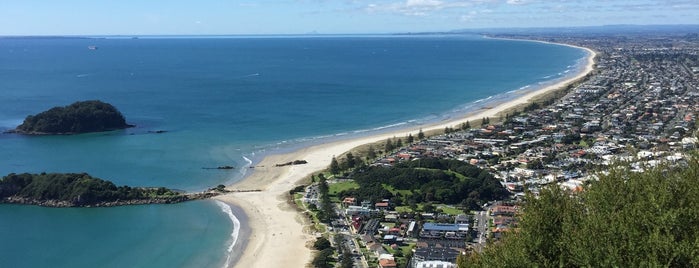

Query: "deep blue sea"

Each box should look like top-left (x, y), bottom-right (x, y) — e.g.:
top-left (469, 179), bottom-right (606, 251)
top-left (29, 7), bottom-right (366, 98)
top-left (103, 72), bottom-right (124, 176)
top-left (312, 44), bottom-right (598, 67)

top-left (0, 35), bottom-right (586, 267)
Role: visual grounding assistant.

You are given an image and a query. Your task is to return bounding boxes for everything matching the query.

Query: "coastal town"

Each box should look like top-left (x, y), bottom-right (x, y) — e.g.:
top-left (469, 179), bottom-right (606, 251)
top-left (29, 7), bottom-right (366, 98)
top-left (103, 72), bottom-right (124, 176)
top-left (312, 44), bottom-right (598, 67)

top-left (7, 30), bottom-right (694, 268)
top-left (3, 0), bottom-right (698, 266)
top-left (296, 32), bottom-right (699, 268)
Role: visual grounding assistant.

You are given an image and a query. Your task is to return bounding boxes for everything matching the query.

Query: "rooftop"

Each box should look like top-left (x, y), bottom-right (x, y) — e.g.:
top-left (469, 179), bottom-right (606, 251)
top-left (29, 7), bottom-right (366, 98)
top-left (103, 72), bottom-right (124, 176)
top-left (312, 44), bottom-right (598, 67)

top-left (422, 222), bottom-right (469, 232)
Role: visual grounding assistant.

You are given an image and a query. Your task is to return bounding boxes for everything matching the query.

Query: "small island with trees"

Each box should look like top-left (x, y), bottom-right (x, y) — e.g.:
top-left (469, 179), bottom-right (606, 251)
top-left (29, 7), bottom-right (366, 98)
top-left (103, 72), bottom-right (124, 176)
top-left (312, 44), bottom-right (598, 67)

top-left (11, 100), bottom-right (134, 135)
top-left (0, 173), bottom-right (217, 207)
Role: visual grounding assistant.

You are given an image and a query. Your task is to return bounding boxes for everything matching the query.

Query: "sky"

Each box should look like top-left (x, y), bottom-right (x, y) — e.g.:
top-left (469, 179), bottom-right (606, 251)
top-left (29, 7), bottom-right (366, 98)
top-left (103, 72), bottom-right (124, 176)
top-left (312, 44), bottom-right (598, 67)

top-left (0, 0), bottom-right (697, 35)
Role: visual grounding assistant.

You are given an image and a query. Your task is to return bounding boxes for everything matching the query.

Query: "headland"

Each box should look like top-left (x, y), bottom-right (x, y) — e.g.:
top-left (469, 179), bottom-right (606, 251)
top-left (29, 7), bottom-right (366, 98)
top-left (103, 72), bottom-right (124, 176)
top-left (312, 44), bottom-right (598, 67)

top-left (10, 100), bottom-right (134, 135)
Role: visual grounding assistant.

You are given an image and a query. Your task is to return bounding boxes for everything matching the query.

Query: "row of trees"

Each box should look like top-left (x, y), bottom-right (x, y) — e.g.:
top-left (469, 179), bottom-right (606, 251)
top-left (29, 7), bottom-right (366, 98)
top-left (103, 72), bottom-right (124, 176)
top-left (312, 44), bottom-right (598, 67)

top-left (460, 155), bottom-right (699, 267)
top-left (312, 237), bottom-right (335, 268)
top-left (0, 173), bottom-right (180, 205)
top-left (314, 174), bottom-right (337, 223)
top-left (329, 119), bottom-right (496, 177)
top-left (329, 128), bottom-right (438, 175)
top-left (330, 152), bottom-right (359, 174)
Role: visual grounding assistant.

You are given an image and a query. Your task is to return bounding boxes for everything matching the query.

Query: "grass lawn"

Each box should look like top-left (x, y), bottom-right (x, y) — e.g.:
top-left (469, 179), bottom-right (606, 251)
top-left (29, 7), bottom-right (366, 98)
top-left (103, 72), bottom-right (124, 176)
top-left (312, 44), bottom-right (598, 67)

top-left (294, 194), bottom-right (325, 233)
top-left (394, 206), bottom-right (414, 213)
top-left (294, 193), bottom-right (304, 209)
top-left (382, 184), bottom-right (412, 196)
top-left (400, 244), bottom-right (415, 256)
top-left (436, 204), bottom-right (465, 215)
top-left (445, 170), bottom-right (467, 180)
top-left (395, 203), bottom-right (464, 215)
top-left (314, 222), bottom-right (327, 233)
top-left (328, 181), bottom-right (360, 202)
top-left (381, 222), bottom-right (396, 228)
top-left (381, 244), bottom-right (413, 268)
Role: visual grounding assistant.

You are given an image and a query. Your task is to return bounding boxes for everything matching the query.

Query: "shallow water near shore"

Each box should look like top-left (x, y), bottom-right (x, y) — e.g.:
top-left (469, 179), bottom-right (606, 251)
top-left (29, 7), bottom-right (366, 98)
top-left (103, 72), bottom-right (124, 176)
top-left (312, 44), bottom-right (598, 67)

top-left (0, 35), bottom-right (585, 267)
top-left (0, 201), bottom-right (233, 268)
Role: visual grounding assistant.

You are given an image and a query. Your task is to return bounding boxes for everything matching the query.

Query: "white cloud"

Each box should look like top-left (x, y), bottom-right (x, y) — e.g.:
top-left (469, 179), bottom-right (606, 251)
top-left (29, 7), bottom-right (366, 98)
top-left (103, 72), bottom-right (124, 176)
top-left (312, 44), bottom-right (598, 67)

top-left (505, 0), bottom-right (527, 5)
top-left (365, 0), bottom-right (474, 16)
top-left (362, 0), bottom-right (699, 25)
top-left (459, 10), bottom-right (478, 21)
top-left (406, 0), bottom-right (444, 7)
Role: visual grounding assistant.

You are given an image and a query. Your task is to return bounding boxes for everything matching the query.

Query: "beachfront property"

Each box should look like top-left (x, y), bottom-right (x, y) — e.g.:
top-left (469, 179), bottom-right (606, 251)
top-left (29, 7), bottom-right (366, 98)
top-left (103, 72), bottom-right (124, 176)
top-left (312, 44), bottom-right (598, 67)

top-left (307, 33), bottom-right (698, 268)
top-left (376, 34), bottom-right (698, 200)
top-left (345, 205), bottom-right (375, 217)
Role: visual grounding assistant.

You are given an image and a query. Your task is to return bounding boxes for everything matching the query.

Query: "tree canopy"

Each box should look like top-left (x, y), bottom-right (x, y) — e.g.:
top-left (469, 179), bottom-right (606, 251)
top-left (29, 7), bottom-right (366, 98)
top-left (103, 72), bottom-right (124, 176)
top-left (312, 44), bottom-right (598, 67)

top-left (460, 155), bottom-right (699, 267)
top-left (0, 173), bottom-right (181, 206)
top-left (313, 237), bottom-right (332, 250)
top-left (16, 100), bottom-right (132, 134)
top-left (338, 158), bottom-right (509, 210)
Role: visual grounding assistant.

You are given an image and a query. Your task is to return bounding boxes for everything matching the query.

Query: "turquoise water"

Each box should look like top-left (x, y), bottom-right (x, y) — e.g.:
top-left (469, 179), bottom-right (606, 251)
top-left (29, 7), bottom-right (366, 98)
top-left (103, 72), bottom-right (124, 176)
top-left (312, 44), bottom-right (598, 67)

top-left (0, 201), bottom-right (233, 267)
top-left (0, 35), bottom-right (587, 267)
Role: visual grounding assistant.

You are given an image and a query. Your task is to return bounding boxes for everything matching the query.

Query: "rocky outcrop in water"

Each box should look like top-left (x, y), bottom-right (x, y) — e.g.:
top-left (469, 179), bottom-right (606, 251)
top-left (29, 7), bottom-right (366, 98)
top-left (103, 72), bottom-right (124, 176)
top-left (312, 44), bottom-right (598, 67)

top-left (275, 160), bottom-right (308, 167)
top-left (0, 172), bottom-right (218, 208)
top-left (11, 100), bottom-right (134, 135)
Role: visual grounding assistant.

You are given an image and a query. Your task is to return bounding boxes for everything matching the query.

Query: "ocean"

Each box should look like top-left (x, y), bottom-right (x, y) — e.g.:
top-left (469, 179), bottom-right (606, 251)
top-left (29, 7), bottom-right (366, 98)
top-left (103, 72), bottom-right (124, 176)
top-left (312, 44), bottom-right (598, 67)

top-left (0, 35), bottom-right (586, 267)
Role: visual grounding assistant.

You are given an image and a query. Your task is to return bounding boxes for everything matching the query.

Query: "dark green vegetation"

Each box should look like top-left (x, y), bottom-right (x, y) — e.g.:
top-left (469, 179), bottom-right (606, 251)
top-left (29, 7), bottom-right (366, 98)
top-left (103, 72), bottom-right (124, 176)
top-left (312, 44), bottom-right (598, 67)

top-left (335, 235), bottom-right (354, 268)
top-left (312, 236), bottom-right (354, 268)
top-left (0, 173), bottom-right (201, 207)
top-left (312, 237), bottom-right (335, 268)
top-left (315, 174), bottom-right (338, 223)
top-left (313, 237), bottom-right (332, 250)
top-left (338, 158), bottom-right (509, 210)
top-left (15, 100), bottom-right (133, 134)
top-left (460, 155), bottom-right (699, 267)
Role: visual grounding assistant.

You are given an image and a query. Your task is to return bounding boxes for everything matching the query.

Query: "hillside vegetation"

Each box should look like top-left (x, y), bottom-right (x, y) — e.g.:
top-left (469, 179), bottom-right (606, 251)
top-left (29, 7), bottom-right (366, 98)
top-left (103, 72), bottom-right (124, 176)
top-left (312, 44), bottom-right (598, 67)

top-left (0, 173), bottom-right (187, 207)
top-left (15, 100), bottom-right (133, 134)
top-left (339, 158), bottom-right (510, 210)
top-left (459, 154), bottom-right (699, 267)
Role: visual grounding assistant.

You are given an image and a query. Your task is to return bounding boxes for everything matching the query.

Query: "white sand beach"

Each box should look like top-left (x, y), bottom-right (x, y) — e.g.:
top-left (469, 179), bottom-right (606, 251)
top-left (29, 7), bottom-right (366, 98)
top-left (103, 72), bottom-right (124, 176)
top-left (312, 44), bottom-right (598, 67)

top-left (215, 43), bottom-right (596, 268)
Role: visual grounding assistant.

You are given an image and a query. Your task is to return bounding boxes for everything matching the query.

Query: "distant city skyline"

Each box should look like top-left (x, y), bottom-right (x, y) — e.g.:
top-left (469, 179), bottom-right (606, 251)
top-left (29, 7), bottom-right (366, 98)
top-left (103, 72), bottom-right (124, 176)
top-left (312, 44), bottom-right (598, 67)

top-left (1, 0), bottom-right (698, 35)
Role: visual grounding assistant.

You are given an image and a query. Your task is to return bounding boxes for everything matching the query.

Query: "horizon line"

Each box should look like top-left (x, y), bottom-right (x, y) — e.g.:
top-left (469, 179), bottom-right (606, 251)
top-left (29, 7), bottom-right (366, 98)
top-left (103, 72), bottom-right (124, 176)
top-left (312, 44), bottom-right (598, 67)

top-left (1, 23), bottom-right (698, 38)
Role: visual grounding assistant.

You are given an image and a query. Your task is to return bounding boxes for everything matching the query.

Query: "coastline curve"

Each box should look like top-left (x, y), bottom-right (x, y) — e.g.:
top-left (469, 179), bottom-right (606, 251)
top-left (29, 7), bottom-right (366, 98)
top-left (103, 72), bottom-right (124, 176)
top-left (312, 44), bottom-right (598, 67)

top-left (215, 38), bottom-right (597, 268)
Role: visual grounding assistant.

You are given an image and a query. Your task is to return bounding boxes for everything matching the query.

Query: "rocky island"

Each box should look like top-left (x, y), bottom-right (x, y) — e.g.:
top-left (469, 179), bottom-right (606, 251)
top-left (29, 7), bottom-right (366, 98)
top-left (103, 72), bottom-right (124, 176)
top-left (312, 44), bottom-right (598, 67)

top-left (11, 100), bottom-right (134, 135)
top-left (0, 173), bottom-right (217, 207)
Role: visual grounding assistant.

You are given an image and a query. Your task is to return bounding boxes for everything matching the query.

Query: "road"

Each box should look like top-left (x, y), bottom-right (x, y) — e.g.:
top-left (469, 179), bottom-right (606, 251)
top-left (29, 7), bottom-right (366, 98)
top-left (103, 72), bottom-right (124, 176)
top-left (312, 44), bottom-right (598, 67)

top-left (335, 233), bottom-right (368, 268)
top-left (334, 203), bottom-right (368, 268)
top-left (472, 206), bottom-right (492, 252)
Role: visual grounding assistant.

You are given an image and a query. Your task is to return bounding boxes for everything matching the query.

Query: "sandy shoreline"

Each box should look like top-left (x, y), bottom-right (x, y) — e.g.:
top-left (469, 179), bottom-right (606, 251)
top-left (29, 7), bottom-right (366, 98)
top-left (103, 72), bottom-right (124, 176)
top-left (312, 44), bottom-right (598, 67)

top-left (215, 41), bottom-right (596, 268)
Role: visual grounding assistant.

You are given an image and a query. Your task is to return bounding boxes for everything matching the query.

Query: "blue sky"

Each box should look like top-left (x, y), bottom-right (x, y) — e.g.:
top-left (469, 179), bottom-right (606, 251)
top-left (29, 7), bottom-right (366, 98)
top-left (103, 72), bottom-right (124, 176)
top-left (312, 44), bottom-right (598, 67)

top-left (1, 0), bottom-right (697, 35)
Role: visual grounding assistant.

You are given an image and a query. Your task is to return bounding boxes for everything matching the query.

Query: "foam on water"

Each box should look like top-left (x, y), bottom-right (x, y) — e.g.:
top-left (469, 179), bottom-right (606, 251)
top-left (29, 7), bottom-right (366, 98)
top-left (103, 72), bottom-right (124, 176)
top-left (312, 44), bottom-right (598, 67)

top-left (215, 200), bottom-right (241, 268)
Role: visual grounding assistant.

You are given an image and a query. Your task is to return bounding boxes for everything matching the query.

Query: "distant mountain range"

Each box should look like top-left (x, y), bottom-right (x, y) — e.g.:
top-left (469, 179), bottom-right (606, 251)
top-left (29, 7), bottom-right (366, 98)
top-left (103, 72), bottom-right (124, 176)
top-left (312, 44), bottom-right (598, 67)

top-left (451, 24), bottom-right (699, 35)
top-left (2, 24), bottom-right (698, 39)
